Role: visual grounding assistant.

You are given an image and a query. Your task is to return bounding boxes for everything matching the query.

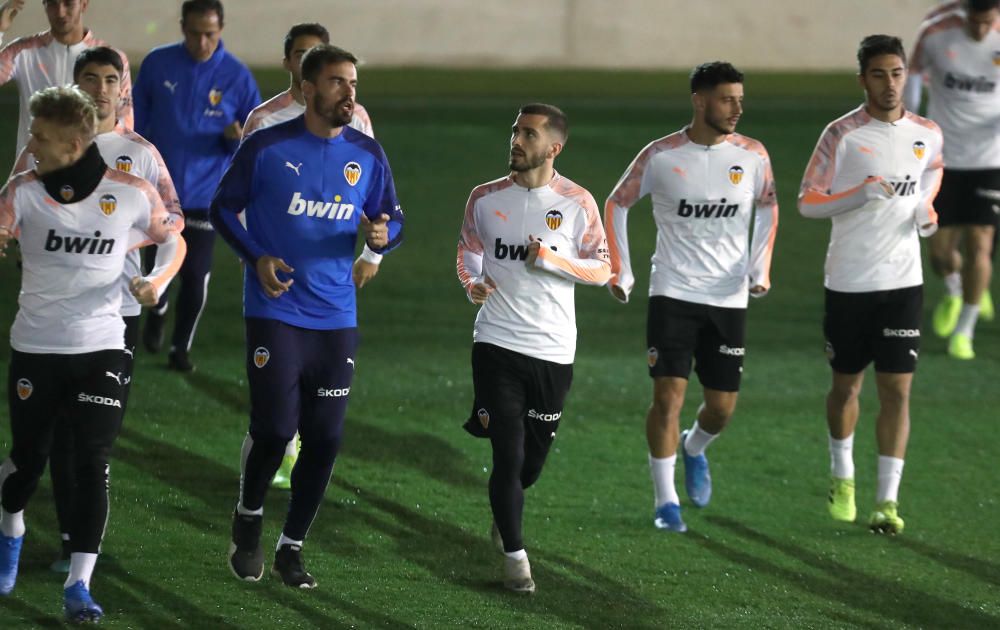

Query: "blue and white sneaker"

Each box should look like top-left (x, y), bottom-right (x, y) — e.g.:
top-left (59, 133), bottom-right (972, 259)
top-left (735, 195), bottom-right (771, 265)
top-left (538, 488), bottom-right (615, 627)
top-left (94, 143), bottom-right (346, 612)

top-left (653, 503), bottom-right (687, 532)
top-left (681, 430), bottom-right (712, 507)
top-left (64, 580), bottom-right (103, 624)
top-left (0, 533), bottom-right (24, 595)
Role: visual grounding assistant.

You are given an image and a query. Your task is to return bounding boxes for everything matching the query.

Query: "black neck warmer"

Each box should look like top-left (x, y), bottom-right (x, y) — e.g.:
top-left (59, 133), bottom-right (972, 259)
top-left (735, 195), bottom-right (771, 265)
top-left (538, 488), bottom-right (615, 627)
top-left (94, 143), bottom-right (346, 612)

top-left (39, 142), bottom-right (107, 204)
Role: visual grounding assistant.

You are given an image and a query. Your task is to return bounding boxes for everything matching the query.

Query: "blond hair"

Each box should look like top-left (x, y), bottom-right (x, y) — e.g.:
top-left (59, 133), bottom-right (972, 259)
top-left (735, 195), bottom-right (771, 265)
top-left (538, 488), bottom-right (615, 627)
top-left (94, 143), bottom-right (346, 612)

top-left (29, 86), bottom-right (98, 142)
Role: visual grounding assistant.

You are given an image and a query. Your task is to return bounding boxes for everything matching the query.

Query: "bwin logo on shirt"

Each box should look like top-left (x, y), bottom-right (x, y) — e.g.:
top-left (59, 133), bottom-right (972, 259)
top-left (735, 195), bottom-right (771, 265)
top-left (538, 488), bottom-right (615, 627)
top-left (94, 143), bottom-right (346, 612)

top-left (678, 198), bottom-right (739, 218)
top-left (287, 192), bottom-right (355, 220)
top-left (44, 229), bottom-right (115, 255)
top-left (887, 176), bottom-right (917, 196)
top-left (494, 238), bottom-right (529, 261)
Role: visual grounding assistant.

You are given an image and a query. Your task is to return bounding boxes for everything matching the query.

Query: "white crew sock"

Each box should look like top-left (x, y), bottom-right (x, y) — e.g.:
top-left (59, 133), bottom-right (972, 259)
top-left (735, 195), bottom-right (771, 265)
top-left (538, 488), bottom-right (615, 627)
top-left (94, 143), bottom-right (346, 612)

top-left (954, 303), bottom-right (980, 338)
top-left (0, 508), bottom-right (25, 538)
top-left (504, 548), bottom-right (527, 561)
top-left (682, 420), bottom-right (718, 457)
top-left (236, 503), bottom-right (263, 517)
top-left (276, 533), bottom-right (303, 551)
top-left (876, 456), bottom-right (905, 504)
top-left (944, 272), bottom-right (962, 297)
top-left (65, 552), bottom-right (98, 589)
top-left (829, 434), bottom-right (855, 480)
top-left (649, 454), bottom-right (679, 507)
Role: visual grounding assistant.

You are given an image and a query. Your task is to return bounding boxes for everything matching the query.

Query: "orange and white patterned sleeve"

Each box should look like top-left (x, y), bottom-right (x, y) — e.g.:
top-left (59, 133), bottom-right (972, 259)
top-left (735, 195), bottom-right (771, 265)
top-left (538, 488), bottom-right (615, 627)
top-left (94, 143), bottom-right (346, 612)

top-left (604, 143), bottom-right (653, 302)
top-left (117, 50), bottom-right (134, 129)
top-left (8, 145), bottom-right (31, 180)
top-left (0, 37), bottom-right (21, 85)
top-left (456, 187), bottom-right (486, 301)
top-left (798, 125), bottom-right (874, 219)
top-left (535, 186), bottom-right (611, 286)
top-left (147, 142), bottom-right (184, 230)
top-left (353, 103), bottom-right (375, 138)
top-left (0, 177), bottom-right (20, 233)
top-left (915, 119), bottom-right (945, 237)
top-left (748, 148), bottom-right (779, 295)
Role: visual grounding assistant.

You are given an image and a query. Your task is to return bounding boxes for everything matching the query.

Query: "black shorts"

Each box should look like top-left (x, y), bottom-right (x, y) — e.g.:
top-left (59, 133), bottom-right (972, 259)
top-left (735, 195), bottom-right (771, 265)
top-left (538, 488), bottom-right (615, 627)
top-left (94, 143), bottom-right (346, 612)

top-left (245, 318), bottom-right (357, 443)
top-left (935, 169), bottom-right (1000, 227)
top-left (823, 286), bottom-right (922, 374)
top-left (463, 343), bottom-right (573, 448)
top-left (646, 296), bottom-right (747, 392)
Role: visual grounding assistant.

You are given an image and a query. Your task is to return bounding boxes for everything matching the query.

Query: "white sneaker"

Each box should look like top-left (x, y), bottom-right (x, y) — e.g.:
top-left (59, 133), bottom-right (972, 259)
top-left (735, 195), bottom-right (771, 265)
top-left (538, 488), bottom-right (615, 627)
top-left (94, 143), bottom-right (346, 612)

top-left (503, 555), bottom-right (535, 595)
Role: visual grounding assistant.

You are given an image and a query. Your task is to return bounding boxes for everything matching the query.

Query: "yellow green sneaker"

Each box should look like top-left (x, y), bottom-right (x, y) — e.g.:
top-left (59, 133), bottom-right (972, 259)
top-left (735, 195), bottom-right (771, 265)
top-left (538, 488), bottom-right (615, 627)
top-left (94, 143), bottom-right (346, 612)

top-left (271, 455), bottom-right (295, 489)
top-left (828, 477), bottom-right (856, 522)
top-left (980, 289), bottom-right (994, 322)
top-left (869, 501), bottom-right (905, 535)
top-left (948, 333), bottom-right (975, 360)
top-left (932, 295), bottom-right (962, 337)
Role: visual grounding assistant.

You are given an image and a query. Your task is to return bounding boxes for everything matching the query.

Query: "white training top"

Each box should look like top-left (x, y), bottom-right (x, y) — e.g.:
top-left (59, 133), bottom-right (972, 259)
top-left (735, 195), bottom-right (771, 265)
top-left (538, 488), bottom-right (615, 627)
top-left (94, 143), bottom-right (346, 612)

top-left (604, 128), bottom-right (779, 308)
top-left (457, 172), bottom-right (611, 364)
top-left (798, 106), bottom-right (944, 293)
top-left (0, 169), bottom-right (174, 353)
top-left (907, 11), bottom-right (1000, 169)
top-left (242, 89), bottom-right (374, 139)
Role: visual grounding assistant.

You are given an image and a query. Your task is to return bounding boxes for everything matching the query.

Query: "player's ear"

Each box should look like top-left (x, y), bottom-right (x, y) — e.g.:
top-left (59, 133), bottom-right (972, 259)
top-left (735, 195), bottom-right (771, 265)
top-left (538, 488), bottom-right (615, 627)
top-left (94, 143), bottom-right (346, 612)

top-left (548, 141), bottom-right (564, 161)
top-left (691, 92), bottom-right (704, 113)
top-left (282, 57), bottom-right (293, 73)
top-left (301, 79), bottom-right (314, 100)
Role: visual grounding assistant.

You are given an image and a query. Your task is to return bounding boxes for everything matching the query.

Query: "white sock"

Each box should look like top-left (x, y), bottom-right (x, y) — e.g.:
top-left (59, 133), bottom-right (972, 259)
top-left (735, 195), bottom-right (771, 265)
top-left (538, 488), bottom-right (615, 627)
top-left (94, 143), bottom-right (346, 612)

top-left (504, 548), bottom-right (527, 561)
top-left (944, 272), bottom-right (962, 297)
top-left (829, 434), bottom-right (855, 480)
top-left (0, 508), bottom-right (25, 538)
top-left (276, 533), bottom-right (303, 551)
top-left (65, 552), bottom-right (98, 589)
top-left (649, 454), bottom-right (679, 507)
top-left (682, 420), bottom-right (718, 457)
top-left (284, 434), bottom-right (299, 458)
top-left (876, 456), bottom-right (905, 504)
top-left (954, 303), bottom-right (980, 338)
top-left (236, 502), bottom-right (263, 517)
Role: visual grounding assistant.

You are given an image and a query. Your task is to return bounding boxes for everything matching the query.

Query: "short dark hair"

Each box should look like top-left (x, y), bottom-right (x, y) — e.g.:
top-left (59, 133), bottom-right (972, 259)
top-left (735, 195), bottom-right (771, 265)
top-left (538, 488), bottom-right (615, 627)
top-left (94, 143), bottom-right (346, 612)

top-left (518, 103), bottom-right (569, 141)
top-left (966, 0), bottom-right (1000, 12)
top-left (300, 44), bottom-right (358, 84)
top-left (73, 47), bottom-right (124, 83)
top-left (689, 61), bottom-right (744, 93)
top-left (284, 23), bottom-right (330, 59)
top-left (857, 34), bottom-right (906, 73)
top-left (181, 0), bottom-right (224, 26)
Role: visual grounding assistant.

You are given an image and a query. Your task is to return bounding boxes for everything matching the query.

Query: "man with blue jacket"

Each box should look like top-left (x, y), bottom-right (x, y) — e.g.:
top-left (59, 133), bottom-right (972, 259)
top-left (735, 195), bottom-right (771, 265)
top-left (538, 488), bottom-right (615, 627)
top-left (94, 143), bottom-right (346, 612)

top-left (133, 0), bottom-right (260, 371)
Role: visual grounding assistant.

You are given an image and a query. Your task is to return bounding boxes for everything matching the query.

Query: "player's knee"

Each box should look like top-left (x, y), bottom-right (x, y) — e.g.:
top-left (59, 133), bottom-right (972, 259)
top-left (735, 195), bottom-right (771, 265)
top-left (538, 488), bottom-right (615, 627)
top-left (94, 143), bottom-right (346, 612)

top-left (828, 382), bottom-right (862, 407)
top-left (7, 452), bottom-right (46, 481)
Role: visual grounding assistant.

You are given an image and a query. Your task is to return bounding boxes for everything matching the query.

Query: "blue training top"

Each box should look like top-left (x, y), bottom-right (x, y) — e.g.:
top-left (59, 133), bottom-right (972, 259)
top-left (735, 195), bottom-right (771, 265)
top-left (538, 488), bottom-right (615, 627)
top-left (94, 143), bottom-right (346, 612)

top-left (210, 116), bottom-right (404, 330)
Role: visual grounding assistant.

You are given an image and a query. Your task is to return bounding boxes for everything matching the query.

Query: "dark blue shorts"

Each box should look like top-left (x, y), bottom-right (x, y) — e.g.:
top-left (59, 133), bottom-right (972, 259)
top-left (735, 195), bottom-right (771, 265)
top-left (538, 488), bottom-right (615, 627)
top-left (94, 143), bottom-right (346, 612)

top-left (244, 318), bottom-right (358, 443)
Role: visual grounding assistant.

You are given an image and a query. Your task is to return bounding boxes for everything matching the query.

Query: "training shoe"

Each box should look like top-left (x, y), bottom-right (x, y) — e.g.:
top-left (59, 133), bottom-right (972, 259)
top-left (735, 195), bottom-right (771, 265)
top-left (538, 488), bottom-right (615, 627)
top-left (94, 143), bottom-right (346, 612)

top-left (50, 539), bottom-right (71, 573)
top-left (272, 544), bottom-right (317, 589)
top-left (828, 477), bottom-right (857, 522)
top-left (490, 521), bottom-right (504, 553)
top-left (680, 430), bottom-right (712, 507)
top-left (503, 555), bottom-right (535, 595)
top-left (948, 333), bottom-right (975, 360)
top-left (653, 503), bottom-right (687, 533)
top-left (272, 437), bottom-right (300, 490)
top-left (932, 295), bottom-right (962, 337)
top-left (0, 533), bottom-right (24, 595)
top-left (981, 289), bottom-right (995, 322)
top-left (167, 350), bottom-right (196, 372)
top-left (143, 311), bottom-right (165, 353)
top-left (228, 512), bottom-right (264, 582)
top-left (64, 580), bottom-right (103, 624)
top-left (869, 501), bottom-right (905, 535)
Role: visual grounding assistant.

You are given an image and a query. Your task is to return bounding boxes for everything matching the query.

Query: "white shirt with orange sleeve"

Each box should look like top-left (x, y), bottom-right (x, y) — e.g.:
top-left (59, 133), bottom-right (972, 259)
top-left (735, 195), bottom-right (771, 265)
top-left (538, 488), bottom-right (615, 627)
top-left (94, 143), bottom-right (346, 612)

top-left (798, 106), bottom-right (944, 293)
top-left (604, 128), bottom-right (779, 308)
top-left (0, 29), bottom-right (133, 155)
top-left (242, 89), bottom-right (374, 139)
top-left (456, 172), bottom-right (611, 364)
top-left (906, 11), bottom-right (1000, 169)
top-left (0, 168), bottom-right (174, 354)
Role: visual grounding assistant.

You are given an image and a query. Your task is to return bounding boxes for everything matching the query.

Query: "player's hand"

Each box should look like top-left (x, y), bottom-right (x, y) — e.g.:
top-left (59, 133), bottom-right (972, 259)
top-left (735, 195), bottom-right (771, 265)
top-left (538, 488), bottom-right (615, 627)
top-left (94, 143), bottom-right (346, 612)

top-left (129, 276), bottom-right (158, 306)
top-left (352, 257), bottom-right (379, 288)
top-left (223, 120), bottom-right (243, 140)
top-left (256, 255), bottom-right (294, 298)
top-left (749, 284), bottom-right (767, 297)
top-left (525, 235), bottom-right (542, 265)
top-left (360, 212), bottom-right (390, 250)
top-left (470, 276), bottom-right (496, 304)
top-left (0, 0), bottom-right (26, 32)
top-left (863, 176), bottom-right (894, 202)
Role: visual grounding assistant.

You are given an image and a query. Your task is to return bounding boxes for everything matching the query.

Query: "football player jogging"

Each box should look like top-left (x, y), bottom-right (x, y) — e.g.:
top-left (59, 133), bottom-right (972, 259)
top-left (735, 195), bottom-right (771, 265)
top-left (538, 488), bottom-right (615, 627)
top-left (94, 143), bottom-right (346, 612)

top-left (10, 45), bottom-right (186, 573)
top-left (904, 0), bottom-right (1000, 359)
top-left (0, 0), bottom-right (132, 156)
top-left (211, 44), bottom-right (403, 588)
top-left (604, 62), bottom-right (778, 533)
top-left (241, 22), bottom-right (382, 490)
top-left (133, 0), bottom-right (260, 372)
top-left (457, 103), bottom-right (611, 593)
top-left (799, 35), bottom-right (943, 535)
top-left (0, 86), bottom-right (176, 622)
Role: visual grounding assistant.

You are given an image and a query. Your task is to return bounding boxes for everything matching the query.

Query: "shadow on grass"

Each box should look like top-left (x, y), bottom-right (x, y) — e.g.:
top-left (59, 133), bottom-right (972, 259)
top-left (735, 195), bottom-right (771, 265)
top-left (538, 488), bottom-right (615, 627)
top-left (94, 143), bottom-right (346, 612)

top-left (896, 537), bottom-right (1000, 587)
top-left (181, 370), bottom-right (250, 415)
top-left (0, 596), bottom-right (64, 629)
top-left (700, 515), bottom-right (999, 629)
top-left (333, 476), bottom-right (668, 629)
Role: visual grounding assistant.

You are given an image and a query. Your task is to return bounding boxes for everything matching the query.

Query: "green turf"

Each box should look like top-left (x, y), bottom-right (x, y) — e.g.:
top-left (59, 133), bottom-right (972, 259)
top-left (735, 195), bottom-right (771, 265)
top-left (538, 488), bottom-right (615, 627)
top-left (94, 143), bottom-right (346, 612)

top-left (1, 69), bottom-right (998, 628)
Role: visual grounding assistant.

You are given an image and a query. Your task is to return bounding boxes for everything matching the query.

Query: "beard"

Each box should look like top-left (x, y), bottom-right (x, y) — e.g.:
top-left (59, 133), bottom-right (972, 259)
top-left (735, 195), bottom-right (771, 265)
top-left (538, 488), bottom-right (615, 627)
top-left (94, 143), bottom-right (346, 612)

top-left (313, 93), bottom-right (353, 128)
top-left (704, 110), bottom-right (737, 135)
top-left (509, 150), bottom-right (546, 172)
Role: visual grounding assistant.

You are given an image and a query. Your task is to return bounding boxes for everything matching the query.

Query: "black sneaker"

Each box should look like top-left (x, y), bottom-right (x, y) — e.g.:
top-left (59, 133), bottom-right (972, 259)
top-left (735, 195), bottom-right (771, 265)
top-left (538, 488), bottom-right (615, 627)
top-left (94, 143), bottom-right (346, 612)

top-left (143, 312), bottom-right (165, 353)
top-left (228, 512), bottom-right (264, 582)
top-left (271, 544), bottom-right (317, 589)
top-left (167, 350), bottom-right (195, 373)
